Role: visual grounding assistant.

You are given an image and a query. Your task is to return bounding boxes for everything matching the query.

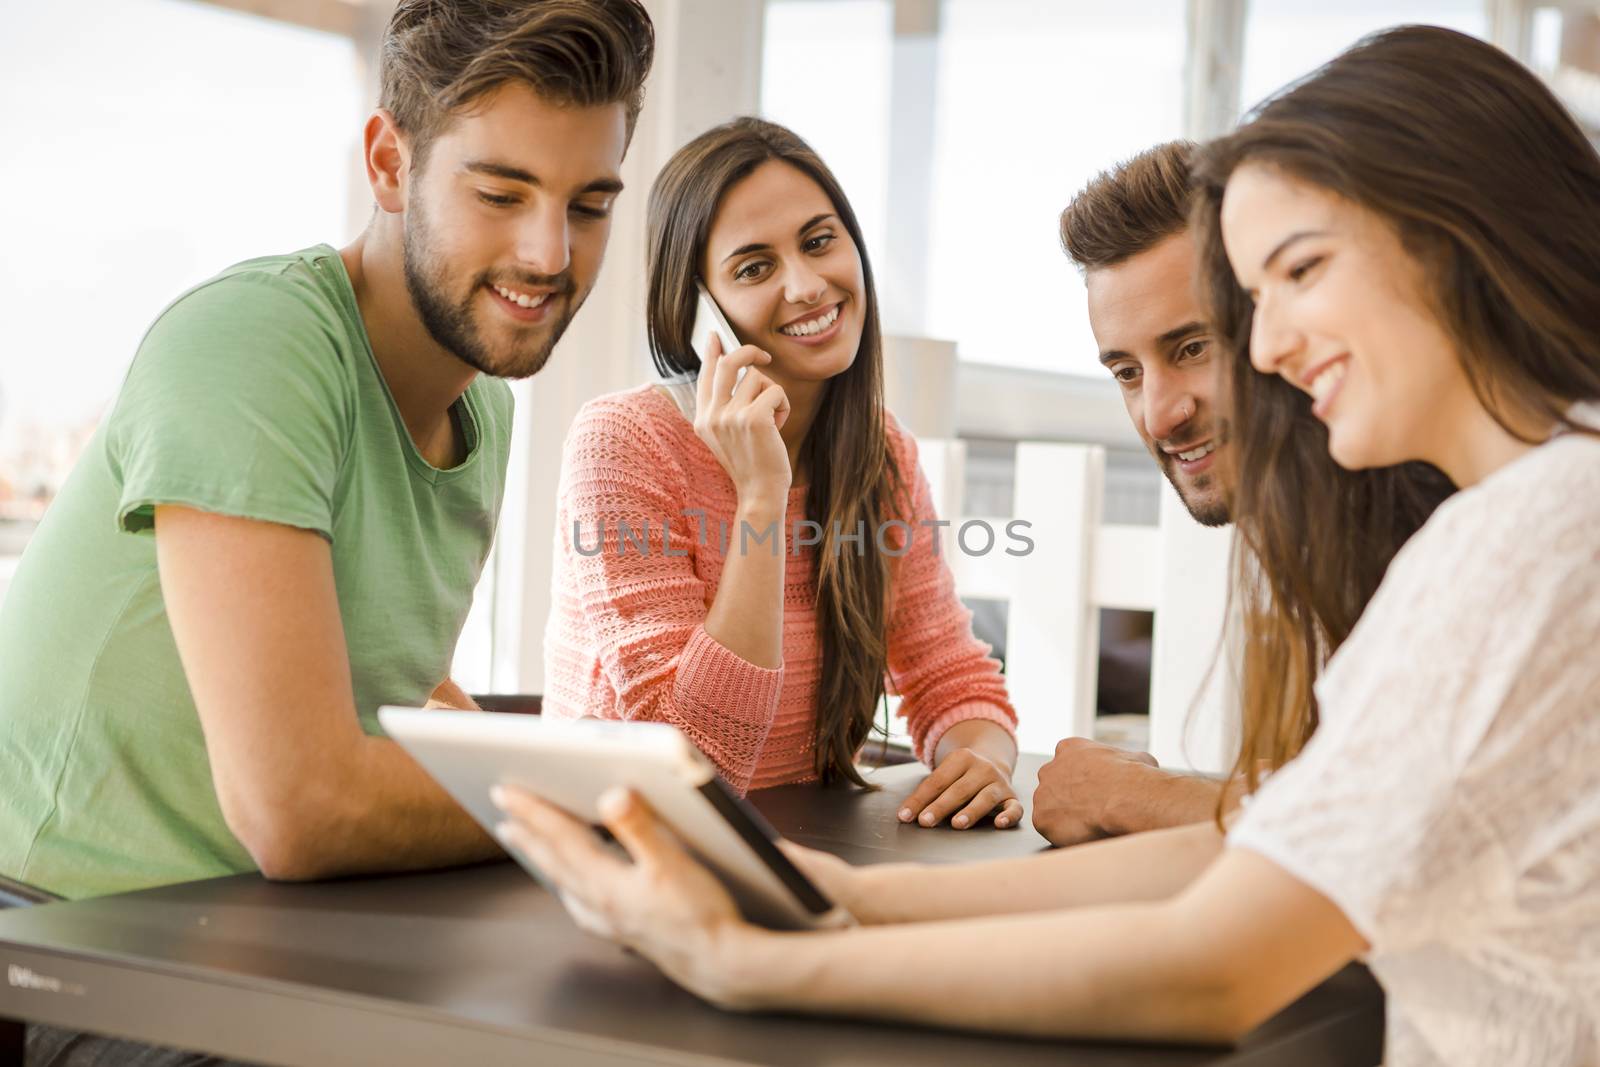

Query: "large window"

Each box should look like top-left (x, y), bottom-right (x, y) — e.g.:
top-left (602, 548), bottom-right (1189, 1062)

top-left (764, 0), bottom-right (1186, 379)
top-left (1240, 0), bottom-right (1487, 111)
top-left (760, 1), bottom-right (895, 270)
top-left (762, 0), bottom-right (1504, 382)
top-left (0, 0), bottom-right (360, 531)
top-left (925, 0), bottom-right (1187, 376)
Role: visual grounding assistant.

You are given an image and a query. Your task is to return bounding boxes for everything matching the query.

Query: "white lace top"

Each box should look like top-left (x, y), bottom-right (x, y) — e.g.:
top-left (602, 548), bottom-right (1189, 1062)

top-left (1228, 417), bottom-right (1600, 1067)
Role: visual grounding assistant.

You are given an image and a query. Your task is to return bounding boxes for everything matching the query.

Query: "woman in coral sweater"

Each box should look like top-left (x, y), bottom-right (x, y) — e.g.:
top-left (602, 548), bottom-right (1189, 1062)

top-left (542, 118), bottom-right (1020, 828)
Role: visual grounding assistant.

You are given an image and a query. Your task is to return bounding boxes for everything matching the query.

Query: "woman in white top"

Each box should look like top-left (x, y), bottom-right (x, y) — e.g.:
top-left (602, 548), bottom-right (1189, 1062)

top-left (491, 26), bottom-right (1600, 1064)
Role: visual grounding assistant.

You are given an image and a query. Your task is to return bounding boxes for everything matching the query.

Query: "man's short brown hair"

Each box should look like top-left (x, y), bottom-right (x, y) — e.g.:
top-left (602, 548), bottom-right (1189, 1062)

top-left (1059, 140), bottom-right (1196, 271)
top-left (380, 0), bottom-right (655, 165)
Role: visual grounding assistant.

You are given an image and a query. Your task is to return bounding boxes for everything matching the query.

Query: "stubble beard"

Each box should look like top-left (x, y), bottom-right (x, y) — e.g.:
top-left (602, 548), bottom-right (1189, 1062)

top-left (1155, 452), bottom-right (1231, 528)
top-left (401, 197), bottom-right (584, 380)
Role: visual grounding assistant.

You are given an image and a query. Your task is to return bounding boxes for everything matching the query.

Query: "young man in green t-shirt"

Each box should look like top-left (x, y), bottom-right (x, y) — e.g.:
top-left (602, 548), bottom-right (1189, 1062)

top-left (0, 0), bottom-right (655, 910)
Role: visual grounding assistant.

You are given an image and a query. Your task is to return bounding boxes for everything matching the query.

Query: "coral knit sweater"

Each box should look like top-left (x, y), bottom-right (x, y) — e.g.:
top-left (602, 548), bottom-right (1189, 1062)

top-left (542, 384), bottom-right (1017, 794)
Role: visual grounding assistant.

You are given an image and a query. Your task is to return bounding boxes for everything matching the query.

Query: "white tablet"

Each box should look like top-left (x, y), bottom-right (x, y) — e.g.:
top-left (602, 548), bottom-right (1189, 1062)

top-left (379, 707), bottom-right (853, 931)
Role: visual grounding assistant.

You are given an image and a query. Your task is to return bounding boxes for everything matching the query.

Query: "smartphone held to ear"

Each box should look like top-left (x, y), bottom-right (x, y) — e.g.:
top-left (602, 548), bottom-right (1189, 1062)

top-left (691, 282), bottom-right (742, 364)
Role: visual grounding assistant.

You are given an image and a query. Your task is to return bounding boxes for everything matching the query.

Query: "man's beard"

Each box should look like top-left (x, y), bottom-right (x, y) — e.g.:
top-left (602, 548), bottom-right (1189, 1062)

top-left (401, 199), bottom-right (584, 380)
top-left (1153, 429), bottom-right (1232, 528)
top-left (1158, 460), bottom-right (1231, 527)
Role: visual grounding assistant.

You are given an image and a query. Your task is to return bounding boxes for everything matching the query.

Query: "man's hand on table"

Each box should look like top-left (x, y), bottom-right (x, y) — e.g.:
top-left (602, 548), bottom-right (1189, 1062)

top-left (1031, 736), bottom-right (1226, 847)
top-left (424, 678), bottom-right (481, 710)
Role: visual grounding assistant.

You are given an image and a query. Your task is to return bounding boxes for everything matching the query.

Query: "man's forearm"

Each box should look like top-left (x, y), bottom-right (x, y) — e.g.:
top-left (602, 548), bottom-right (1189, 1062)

top-left (261, 735), bottom-right (500, 880)
top-left (1102, 771), bottom-right (1226, 837)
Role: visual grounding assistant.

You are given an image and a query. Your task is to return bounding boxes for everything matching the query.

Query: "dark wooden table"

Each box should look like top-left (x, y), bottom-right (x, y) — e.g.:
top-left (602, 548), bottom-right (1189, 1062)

top-left (0, 757), bottom-right (1382, 1066)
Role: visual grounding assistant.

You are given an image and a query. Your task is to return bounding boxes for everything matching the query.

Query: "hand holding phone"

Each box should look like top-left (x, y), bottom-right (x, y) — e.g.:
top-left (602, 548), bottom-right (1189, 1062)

top-left (691, 281), bottom-right (742, 368)
top-left (690, 283), bottom-right (792, 501)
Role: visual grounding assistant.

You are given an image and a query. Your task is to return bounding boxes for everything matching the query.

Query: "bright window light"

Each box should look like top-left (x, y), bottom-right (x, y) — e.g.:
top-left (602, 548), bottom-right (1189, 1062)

top-left (1240, 0), bottom-right (1487, 113)
top-left (0, 0), bottom-right (361, 517)
top-left (924, 0), bottom-right (1186, 376)
top-left (760, 0), bottom-right (894, 266)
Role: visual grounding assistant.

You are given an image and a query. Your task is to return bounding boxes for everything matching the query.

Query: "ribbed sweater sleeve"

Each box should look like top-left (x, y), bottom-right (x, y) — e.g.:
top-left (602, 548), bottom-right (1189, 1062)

top-left (883, 421), bottom-right (1018, 764)
top-left (542, 397), bottom-right (784, 793)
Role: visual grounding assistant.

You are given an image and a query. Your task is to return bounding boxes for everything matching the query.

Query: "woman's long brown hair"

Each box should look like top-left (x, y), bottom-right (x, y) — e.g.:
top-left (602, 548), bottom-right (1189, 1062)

top-left (1192, 25), bottom-right (1600, 802)
top-left (644, 117), bottom-right (902, 786)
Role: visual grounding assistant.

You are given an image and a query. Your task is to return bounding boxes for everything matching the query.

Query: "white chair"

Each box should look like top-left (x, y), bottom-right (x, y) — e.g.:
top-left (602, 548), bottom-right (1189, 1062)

top-left (914, 438), bottom-right (1236, 773)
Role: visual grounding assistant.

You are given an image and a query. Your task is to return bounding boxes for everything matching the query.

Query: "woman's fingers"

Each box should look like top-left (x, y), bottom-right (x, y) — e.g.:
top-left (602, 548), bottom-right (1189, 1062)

top-left (495, 814), bottom-right (586, 902)
top-left (598, 790), bottom-right (748, 945)
top-left (690, 345), bottom-right (791, 500)
top-left (777, 839), bottom-right (861, 911)
top-left (897, 758), bottom-right (966, 825)
top-left (749, 379), bottom-right (790, 424)
top-left (711, 344), bottom-right (770, 408)
top-left (493, 786), bottom-right (748, 988)
top-left (493, 783), bottom-right (587, 848)
top-left (777, 838), bottom-right (845, 885)
top-left (492, 785), bottom-right (621, 887)
top-left (950, 782), bottom-right (1017, 831)
top-left (597, 788), bottom-right (685, 874)
top-left (899, 747), bottom-right (1022, 830)
top-left (776, 838), bottom-right (830, 876)
top-left (919, 771), bottom-right (995, 828)
top-left (694, 332), bottom-right (723, 414)
top-left (771, 384), bottom-right (791, 432)
top-left (994, 797), bottom-right (1025, 830)
top-left (559, 889), bottom-right (618, 939)
top-left (731, 366), bottom-right (772, 407)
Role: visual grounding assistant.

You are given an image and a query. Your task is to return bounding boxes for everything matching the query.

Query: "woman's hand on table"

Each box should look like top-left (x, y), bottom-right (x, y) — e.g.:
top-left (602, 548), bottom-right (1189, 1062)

top-left (491, 784), bottom-right (762, 1008)
top-left (900, 719), bottom-right (1023, 830)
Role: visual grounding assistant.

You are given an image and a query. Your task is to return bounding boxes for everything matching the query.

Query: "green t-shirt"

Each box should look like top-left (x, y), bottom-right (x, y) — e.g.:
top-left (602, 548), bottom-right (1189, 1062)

top-left (0, 245), bottom-right (513, 899)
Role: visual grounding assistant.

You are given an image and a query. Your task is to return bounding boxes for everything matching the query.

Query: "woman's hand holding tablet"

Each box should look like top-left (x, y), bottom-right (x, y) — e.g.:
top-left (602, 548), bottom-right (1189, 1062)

top-left (379, 708), bottom-right (851, 931)
top-left (493, 785), bottom-right (758, 1005)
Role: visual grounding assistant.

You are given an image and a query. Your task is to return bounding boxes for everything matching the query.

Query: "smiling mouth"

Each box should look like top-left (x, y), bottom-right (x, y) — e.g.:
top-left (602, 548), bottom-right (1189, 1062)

top-left (1307, 360), bottom-right (1346, 404)
top-left (778, 302), bottom-right (841, 337)
top-left (493, 284), bottom-right (552, 309)
top-left (1173, 441), bottom-right (1217, 462)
